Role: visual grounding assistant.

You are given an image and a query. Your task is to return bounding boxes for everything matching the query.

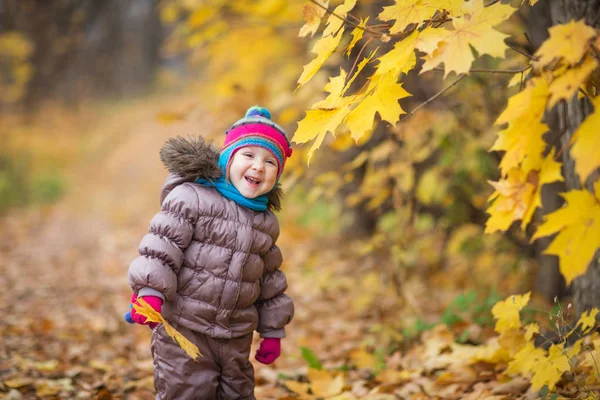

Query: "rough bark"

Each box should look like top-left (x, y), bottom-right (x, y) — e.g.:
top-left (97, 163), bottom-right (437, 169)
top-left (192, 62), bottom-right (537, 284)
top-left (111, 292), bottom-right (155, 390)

top-left (548, 0), bottom-right (600, 313)
top-left (526, 2), bottom-right (570, 302)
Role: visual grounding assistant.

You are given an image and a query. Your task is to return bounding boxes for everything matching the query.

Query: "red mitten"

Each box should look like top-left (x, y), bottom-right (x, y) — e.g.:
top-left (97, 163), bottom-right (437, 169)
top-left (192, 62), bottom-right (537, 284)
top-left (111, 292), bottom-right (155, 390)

top-left (130, 293), bottom-right (162, 329)
top-left (255, 338), bottom-right (281, 365)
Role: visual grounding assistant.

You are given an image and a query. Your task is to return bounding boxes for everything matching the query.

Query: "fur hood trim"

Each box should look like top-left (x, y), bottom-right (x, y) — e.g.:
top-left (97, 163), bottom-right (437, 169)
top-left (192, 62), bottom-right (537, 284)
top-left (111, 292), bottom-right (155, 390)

top-left (159, 136), bottom-right (283, 211)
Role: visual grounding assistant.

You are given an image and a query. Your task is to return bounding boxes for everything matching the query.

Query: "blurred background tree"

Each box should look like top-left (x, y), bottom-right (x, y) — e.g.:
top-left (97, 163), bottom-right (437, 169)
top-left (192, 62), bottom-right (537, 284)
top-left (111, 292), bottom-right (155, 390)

top-left (0, 0), bottom-right (161, 111)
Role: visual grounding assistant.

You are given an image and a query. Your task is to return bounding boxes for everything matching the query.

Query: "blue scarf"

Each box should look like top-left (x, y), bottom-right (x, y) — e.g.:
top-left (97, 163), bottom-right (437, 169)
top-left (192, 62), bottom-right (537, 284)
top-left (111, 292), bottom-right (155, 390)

top-left (196, 177), bottom-right (269, 212)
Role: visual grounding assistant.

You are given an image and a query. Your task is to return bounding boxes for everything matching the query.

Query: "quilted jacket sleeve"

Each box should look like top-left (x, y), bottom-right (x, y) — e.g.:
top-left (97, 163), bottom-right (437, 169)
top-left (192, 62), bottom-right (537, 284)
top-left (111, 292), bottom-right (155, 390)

top-left (128, 183), bottom-right (199, 301)
top-left (256, 244), bottom-right (294, 338)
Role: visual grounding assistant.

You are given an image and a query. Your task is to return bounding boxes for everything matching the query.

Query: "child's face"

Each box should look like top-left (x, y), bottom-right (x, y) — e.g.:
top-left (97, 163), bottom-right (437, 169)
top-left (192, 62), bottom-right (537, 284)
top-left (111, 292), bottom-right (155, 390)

top-left (228, 146), bottom-right (278, 198)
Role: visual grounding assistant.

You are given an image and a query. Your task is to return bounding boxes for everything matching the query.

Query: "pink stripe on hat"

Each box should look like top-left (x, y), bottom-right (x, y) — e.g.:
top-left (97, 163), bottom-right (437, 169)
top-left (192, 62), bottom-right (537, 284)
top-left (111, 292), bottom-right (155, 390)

top-left (224, 123), bottom-right (292, 158)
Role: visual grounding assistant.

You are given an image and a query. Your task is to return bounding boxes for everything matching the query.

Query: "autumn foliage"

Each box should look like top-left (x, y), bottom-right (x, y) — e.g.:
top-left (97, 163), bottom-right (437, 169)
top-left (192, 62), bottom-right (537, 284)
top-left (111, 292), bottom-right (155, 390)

top-left (2, 0), bottom-right (600, 398)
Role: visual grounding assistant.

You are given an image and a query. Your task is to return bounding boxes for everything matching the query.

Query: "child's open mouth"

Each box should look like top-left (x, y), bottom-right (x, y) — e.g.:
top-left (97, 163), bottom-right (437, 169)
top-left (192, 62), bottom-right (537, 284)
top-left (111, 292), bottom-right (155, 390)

top-left (245, 176), bottom-right (261, 186)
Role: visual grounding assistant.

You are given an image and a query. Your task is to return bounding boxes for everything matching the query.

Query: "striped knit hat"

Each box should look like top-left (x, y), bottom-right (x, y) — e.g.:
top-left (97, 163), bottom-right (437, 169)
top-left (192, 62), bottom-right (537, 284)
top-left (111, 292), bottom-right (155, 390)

top-left (219, 106), bottom-right (292, 180)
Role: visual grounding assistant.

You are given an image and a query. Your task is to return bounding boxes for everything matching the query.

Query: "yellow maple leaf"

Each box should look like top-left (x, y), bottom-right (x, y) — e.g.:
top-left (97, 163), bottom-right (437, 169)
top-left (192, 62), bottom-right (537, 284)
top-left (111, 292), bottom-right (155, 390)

top-left (498, 328), bottom-right (527, 356)
top-left (535, 19), bottom-right (597, 67)
top-left (491, 119), bottom-right (548, 176)
top-left (566, 339), bottom-right (582, 359)
top-left (308, 369), bottom-right (345, 397)
top-left (576, 307), bottom-right (599, 333)
top-left (298, 32), bottom-right (344, 87)
top-left (283, 380), bottom-right (313, 397)
top-left (378, 0), bottom-right (462, 34)
top-left (525, 323), bottom-right (539, 341)
top-left (530, 344), bottom-right (571, 390)
top-left (346, 18), bottom-right (368, 56)
top-left (521, 149), bottom-right (564, 228)
top-left (133, 298), bottom-right (202, 360)
top-left (532, 186), bottom-right (600, 284)
top-left (548, 56), bottom-right (598, 108)
top-left (323, 0), bottom-right (357, 37)
top-left (314, 68), bottom-right (351, 109)
top-left (491, 77), bottom-right (551, 179)
top-left (340, 48), bottom-right (379, 97)
top-left (491, 293), bottom-right (531, 334)
top-left (496, 77), bottom-right (550, 126)
top-left (344, 72), bottom-right (410, 141)
top-left (570, 95), bottom-right (600, 182)
top-left (485, 168), bottom-right (536, 233)
top-left (507, 341), bottom-right (546, 375)
top-left (293, 106), bottom-right (351, 164)
top-left (473, 337), bottom-right (511, 364)
top-left (374, 30), bottom-right (419, 77)
top-left (416, 0), bottom-right (517, 76)
top-left (349, 349), bottom-right (379, 369)
top-left (299, 1), bottom-right (329, 38)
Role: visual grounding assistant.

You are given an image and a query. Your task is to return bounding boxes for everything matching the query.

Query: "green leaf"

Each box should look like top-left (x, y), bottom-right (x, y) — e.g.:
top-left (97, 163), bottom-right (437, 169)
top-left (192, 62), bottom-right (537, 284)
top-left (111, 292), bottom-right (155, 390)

top-left (300, 346), bottom-right (323, 370)
top-left (539, 385), bottom-right (549, 399)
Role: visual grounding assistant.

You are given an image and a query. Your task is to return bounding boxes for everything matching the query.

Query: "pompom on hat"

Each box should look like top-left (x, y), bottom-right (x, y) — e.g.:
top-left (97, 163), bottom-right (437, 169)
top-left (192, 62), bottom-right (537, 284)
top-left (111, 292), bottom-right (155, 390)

top-left (219, 106), bottom-right (292, 180)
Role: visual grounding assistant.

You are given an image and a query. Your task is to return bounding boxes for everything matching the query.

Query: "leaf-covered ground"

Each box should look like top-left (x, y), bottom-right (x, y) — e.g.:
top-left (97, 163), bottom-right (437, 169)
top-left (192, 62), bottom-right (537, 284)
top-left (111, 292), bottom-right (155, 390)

top-left (1, 97), bottom-right (598, 400)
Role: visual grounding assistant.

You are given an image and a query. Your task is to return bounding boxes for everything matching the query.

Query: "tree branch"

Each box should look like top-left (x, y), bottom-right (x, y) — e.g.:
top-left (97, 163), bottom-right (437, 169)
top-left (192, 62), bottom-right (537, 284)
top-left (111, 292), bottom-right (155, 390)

top-left (506, 42), bottom-right (538, 61)
top-left (309, 0), bottom-right (383, 37)
top-left (433, 66), bottom-right (531, 74)
top-left (309, 0), bottom-right (451, 40)
top-left (403, 74), bottom-right (467, 118)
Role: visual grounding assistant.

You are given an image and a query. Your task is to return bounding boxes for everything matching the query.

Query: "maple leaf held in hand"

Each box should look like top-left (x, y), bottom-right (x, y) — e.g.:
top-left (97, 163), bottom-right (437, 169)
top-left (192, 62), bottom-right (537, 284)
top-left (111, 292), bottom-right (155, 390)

top-left (133, 298), bottom-right (202, 361)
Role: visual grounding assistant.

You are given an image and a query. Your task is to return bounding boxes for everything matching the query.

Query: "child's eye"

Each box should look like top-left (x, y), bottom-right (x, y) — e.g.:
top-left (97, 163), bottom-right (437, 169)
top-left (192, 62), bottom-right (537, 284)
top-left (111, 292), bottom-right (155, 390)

top-left (243, 153), bottom-right (253, 158)
top-left (266, 160), bottom-right (277, 166)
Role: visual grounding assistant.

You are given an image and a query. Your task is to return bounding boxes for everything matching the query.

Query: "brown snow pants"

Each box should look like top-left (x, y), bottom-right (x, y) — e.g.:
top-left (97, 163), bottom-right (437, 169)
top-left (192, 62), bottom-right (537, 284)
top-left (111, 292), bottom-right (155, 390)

top-left (151, 324), bottom-right (256, 400)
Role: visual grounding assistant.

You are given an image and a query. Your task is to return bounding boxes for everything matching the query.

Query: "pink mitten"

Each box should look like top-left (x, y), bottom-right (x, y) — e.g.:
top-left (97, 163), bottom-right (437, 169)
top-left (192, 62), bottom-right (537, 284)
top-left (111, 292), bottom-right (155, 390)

top-left (255, 338), bottom-right (281, 365)
top-left (130, 293), bottom-right (163, 329)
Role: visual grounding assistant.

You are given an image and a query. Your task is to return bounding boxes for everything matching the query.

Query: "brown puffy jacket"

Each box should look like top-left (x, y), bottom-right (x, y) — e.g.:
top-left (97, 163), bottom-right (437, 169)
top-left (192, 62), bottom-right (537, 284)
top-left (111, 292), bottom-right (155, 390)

top-left (128, 137), bottom-right (294, 339)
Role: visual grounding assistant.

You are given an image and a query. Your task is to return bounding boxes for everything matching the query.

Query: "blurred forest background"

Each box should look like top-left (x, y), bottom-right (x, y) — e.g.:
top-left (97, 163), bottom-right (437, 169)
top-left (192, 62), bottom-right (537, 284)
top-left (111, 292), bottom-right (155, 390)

top-left (1, 0), bottom-right (599, 399)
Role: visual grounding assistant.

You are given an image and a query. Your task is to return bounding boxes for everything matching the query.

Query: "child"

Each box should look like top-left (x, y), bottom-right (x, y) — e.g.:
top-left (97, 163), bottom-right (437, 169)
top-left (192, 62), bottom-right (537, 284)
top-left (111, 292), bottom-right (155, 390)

top-left (127, 106), bottom-right (295, 399)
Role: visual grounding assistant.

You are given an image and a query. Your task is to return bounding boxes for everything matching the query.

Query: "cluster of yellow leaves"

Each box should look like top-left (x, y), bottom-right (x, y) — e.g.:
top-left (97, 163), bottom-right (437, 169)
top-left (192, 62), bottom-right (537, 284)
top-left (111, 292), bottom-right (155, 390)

top-left (282, 293), bottom-right (600, 398)
top-left (487, 293), bottom-right (600, 393)
top-left (133, 298), bottom-right (202, 360)
top-left (0, 32), bottom-right (34, 103)
top-left (486, 20), bottom-right (600, 284)
top-left (294, 0), bottom-right (520, 162)
top-left (159, 0), bottom-right (304, 106)
top-left (415, 0), bottom-right (517, 77)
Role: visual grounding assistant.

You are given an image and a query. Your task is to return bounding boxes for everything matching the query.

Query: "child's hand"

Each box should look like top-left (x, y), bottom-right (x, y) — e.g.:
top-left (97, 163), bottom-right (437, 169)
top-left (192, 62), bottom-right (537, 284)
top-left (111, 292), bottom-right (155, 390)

top-left (255, 338), bottom-right (281, 365)
top-left (130, 293), bottom-right (163, 329)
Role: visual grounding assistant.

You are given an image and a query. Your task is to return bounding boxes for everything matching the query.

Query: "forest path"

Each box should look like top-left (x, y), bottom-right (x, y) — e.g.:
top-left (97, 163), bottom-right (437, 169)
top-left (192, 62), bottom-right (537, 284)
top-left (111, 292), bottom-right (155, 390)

top-left (0, 95), bottom-right (363, 399)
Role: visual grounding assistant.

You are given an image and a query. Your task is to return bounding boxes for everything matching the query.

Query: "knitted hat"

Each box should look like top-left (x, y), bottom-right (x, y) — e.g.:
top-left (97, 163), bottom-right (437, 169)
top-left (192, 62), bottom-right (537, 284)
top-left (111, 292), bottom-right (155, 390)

top-left (219, 106), bottom-right (292, 180)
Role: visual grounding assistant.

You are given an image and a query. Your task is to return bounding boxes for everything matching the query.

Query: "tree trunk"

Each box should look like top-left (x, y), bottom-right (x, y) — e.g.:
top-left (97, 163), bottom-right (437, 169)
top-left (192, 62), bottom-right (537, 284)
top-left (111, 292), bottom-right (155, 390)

top-left (526, 1), bottom-right (569, 302)
top-left (548, 0), bottom-right (600, 314)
